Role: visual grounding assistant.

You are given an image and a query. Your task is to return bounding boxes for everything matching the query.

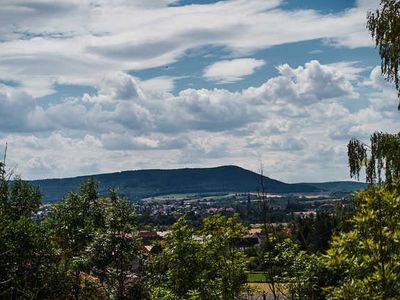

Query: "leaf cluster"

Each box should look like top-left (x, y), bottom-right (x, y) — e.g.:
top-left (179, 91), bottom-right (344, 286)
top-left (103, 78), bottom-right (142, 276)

top-left (145, 214), bottom-right (248, 300)
top-left (348, 132), bottom-right (400, 184)
top-left (367, 0), bottom-right (400, 108)
top-left (327, 181), bottom-right (400, 299)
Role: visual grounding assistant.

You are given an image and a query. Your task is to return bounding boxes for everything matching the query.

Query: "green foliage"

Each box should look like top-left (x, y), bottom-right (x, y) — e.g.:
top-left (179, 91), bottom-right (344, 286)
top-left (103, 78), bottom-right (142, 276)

top-left (0, 215), bottom-right (68, 299)
top-left (348, 138), bottom-right (368, 181)
top-left (0, 161), bottom-right (68, 299)
top-left (46, 181), bottom-right (142, 299)
top-left (284, 250), bottom-right (330, 300)
top-left (367, 0), bottom-right (400, 107)
top-left (150, 287), bottom-right (179, 300)
top-left (0, 162), bottom-right (8, 211)
top-left (348, 132), bottom-right (400, 184)
top-left (257, 236), bottom-right (331, 300)
top-left (86, 190), bottom-right (141, 299)
top-left (146, 214), bottom-right (248, 300)
top-left (44, 181), bottom-right (102, 298)
top-left (0, 170), bottom-right (143, 299)
top-left (247, 272), bottom-right (267, 282)
top-left (80, 177), bottom-right (98, 202)
top-left (293, 211), bottom-right (338, 253)
top-left (327, 181), bottom-right (400, 299)
top-left (201, 214), bottom-right (247, 299)
top-left (8, 177), bottom-right (42, 220)
top-left (0, 166), bottom-right (41, 220)
top-left (48, 191), bottom-right (97, 261)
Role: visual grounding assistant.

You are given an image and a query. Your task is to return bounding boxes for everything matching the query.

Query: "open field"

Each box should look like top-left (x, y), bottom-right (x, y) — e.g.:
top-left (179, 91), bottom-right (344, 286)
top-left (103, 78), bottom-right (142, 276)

top-left (247, 272), bottom-right (268, 283)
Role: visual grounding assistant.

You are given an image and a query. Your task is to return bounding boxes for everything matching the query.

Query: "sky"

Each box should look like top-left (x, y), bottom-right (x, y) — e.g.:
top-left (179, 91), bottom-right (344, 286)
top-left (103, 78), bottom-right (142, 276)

top-left (0, 0), bottom-right (399, 182)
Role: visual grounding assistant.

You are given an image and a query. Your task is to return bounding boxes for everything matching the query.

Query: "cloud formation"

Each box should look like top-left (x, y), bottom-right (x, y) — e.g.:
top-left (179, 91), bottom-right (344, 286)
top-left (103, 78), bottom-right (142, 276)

top-left (0, 0), bottom-right (378, 96)
top-left (0, 61), bottom-right (357, 135)
top-left (1, 59), bottom-right (398, 182)
top-left (203, 58), bottom-right (265, 83)
top-left (1, 0), bottom-right (394, 183)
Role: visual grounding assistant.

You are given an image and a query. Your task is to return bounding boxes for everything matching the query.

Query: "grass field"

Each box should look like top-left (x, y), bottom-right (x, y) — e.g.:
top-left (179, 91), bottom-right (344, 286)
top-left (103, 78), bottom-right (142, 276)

top-left (247, 272), bottom-right (268, 282)
top-left (247, 282), bottom-right (273, 293)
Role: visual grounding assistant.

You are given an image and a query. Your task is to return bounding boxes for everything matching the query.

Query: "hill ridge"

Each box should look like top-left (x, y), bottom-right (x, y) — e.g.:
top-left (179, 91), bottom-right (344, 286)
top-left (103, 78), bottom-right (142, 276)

top-left (29, 165), bottom-right (365, 203)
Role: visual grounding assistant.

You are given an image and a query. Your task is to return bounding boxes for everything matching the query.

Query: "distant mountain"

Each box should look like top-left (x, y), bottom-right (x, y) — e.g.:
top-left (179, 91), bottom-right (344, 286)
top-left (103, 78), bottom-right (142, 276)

top-left (299, 181), bottom-right (367, 193)
top-left (29, 165), bottom-right (366, 203)
top-left (29, 165), bottom-right (311, 202)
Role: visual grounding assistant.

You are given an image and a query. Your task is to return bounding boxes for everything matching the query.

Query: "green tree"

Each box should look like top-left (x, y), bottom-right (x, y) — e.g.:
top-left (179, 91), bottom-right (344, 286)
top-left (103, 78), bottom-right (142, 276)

top-left (269, 238), bottom-right (329, 300)
top-left (348, 132), bottom-right (400, 184)
top-left (293, 212), bottom-right (337, 253)
top-left (86, 189), bottom-right (141, 299)
top-left (326, 181), bottom-right (400, 299)
top-left (367, 0), bottom-right (400, 108)
top-left (46, 178), bottom-right (106, 299)
top-left (201, 214), bottom-right (247, 300)
top-left (329, 130), bottom-right (400, 298)
top-left (0, 216), bottom-right (67, 299)
top-left (8, 177), bottom-right (41, 220)
top-left (147, 217), bottom-right (205, 299)
top-left (0, 159), bottom-right (65, 299)
top-left (259, 233), bottom-right (282, 299)
top-left (146, 214), bottom-right (248, 300)
top-left (0, 159), bottom-right (41, 221)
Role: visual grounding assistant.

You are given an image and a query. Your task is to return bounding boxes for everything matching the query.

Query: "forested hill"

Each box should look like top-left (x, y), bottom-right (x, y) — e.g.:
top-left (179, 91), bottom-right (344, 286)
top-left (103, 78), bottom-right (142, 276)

top-left (29, 165), bottom-right (365, 203)
top-left (301, 181), bottom-right (367, 193)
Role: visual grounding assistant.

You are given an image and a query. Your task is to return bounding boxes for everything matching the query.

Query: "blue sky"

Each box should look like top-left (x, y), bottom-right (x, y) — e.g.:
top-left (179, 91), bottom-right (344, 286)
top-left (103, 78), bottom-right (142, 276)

top-left (0, 0), bottom-right (398, 182)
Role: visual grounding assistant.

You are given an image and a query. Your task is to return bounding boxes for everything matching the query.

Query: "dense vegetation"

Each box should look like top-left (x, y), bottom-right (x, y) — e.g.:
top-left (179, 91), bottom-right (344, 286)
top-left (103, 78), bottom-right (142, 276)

top-left (0, 168), bottom-right (142, 299)
top-left (1, 146), bottom-right (400, 299)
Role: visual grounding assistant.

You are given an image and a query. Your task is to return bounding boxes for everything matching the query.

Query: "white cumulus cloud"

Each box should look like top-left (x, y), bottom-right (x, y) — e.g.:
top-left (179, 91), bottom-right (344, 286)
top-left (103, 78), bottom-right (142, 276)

top-left (203, 58), bottom-right (265, 83)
